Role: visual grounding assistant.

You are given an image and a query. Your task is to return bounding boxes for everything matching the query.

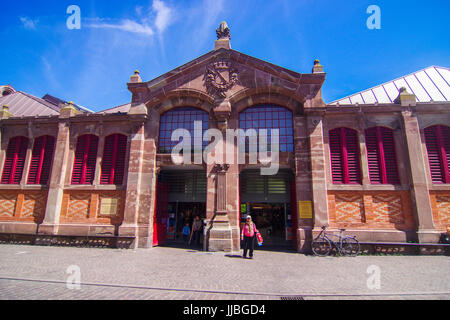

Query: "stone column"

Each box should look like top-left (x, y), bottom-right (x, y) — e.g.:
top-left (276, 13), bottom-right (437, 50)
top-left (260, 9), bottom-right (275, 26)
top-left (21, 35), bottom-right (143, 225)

top-left (401, 109), bottom-right (439, 242)
top-left (119, 124), bottom-right (145, 247)
top-left (294, 116), bottom-right (314, 252)
top-left (40, 120), bottom-right (71, 235)
top-left (307, 115), bottom-right (330, 230)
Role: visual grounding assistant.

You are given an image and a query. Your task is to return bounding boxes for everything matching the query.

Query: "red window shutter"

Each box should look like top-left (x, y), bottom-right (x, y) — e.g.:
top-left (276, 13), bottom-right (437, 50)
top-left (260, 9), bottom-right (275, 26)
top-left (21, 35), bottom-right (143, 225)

top-left (1, 136), bottom-right (28, 184)
top-left (344, 128), bottom-right (361, 184)
top-left (425, 126), bottom-right (445, 183)
top-left (27, 136), bottom-right (55, 185)
top-left (365, 128), bottom-right (381, 184)
top-left (101, 134), bottom-right (127, 185)
top-left (442, 126), bottom-right (450, 181)
top-left (329, 128), bottom-right (344, 184)
top-left (381, 127), bottom-right (400, 184)
top-left (114, 134), bottom-right (128, 185)
top-left (366, 127), bottom-right (400, 185)
top-left (425, 125), bottom-right (450, 184)
top-left (71, 135), bottom-right (98, 185)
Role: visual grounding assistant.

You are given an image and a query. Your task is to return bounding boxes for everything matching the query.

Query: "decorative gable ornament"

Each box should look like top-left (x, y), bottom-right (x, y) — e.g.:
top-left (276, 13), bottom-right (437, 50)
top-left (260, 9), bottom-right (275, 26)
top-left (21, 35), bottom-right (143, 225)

top-left (205, 60), bottom-right (239, 98)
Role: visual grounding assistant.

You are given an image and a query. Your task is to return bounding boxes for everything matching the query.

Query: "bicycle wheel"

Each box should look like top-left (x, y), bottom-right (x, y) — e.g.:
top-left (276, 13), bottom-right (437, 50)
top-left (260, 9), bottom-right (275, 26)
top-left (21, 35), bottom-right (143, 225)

top-left (342, 237), bottom-right (360, 257)
top-left (312, 237), bottom-right (332, 257)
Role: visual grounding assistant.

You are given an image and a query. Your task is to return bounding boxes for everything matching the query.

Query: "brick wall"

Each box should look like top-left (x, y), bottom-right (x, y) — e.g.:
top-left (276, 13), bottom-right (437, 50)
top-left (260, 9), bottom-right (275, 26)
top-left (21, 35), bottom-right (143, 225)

top-left (430, 192), bottom-right (450, 231)
top-left (328, 191), bottom-right (415, 230)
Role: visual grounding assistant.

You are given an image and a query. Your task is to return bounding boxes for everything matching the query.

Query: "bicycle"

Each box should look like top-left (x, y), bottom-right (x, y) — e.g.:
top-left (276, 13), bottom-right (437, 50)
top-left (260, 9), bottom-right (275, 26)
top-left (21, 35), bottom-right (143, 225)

top-left (312, 226), bottom-right (360, 257)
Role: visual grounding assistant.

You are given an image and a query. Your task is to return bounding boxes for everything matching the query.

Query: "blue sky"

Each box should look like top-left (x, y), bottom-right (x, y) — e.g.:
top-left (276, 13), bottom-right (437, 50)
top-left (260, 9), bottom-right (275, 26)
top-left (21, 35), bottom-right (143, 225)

top-left (0, 0), bottom-right (449, 111)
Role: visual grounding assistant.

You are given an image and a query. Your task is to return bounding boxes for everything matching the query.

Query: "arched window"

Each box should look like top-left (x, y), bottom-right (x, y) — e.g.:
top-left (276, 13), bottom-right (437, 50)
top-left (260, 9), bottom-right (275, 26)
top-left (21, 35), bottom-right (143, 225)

top-left (1, 136), bottom-right (28, 184)
top-left (365, 127), bottom-right (400, 184)
top-left (100, 134), bottom-right (128, 185)
top-left (239, 105), bottom-right (294, 152)
top-left (71, 134), bottom-right (99, 185)
top-left (329, 128), bottom-right (361, 184)
top-left (27, 135), bottom-right (56, 185)
top-left (159, 107), bottom-right (209, 154)
top-left (424, 125), bottom-right (450, 184)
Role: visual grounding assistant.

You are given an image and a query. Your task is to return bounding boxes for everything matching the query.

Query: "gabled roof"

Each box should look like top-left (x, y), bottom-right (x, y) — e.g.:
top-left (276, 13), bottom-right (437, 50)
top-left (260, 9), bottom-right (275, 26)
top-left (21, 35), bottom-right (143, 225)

top-left (0, 89), bottom-right (93, 118)
top-left (330, 66), bottom-right (450, 105)
top-left (0, 91), bottom-right (60, 117)
top-left (42, 94), bottom-right (93, 113)
top-left (96, 102), bottom-right (131, 114)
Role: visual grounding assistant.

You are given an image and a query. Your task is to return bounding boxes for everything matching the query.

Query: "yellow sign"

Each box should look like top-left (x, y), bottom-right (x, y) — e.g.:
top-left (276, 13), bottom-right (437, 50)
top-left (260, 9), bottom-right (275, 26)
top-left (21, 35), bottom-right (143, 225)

top-left (299, 201), bottom-right (313, 219)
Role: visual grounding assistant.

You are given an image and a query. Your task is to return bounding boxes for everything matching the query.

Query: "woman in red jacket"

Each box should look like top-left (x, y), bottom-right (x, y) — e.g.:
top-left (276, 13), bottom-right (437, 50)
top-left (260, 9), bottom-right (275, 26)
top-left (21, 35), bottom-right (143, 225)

top-left (241, 215), bottom-right (259, 259)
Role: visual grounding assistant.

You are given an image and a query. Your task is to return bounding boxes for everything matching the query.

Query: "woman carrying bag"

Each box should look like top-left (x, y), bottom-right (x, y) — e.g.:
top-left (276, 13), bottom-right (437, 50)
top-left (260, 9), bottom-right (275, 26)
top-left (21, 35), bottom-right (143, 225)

top-left (241, 215), bottom-right (261, 259)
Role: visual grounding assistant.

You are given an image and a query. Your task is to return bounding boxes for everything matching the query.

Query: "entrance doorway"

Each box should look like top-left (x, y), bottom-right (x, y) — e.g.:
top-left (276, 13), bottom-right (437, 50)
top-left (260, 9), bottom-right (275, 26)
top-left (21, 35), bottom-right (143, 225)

top-left (154, 169), bottom-right (207, 247)
top-left (240, 169), bottom-right (297, 249)
top-left (167, 202), bottom-right (206, 246)
top-left (241, 203), bottom-right (294, 247)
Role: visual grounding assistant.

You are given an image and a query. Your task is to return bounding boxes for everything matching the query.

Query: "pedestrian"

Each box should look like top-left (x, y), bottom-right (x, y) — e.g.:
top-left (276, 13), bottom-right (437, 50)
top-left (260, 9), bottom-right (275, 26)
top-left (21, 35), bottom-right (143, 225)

top-left (241, 215), bottom-right (259, 259)
top-left (182, 223), bottom-right (191, 247)
top-left (191, 216), bottom-right (203, 247)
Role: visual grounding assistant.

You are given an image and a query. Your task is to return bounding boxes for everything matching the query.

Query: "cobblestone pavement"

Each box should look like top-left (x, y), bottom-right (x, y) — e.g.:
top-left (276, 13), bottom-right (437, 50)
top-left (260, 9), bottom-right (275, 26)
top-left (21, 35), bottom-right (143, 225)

top-left (0, 244), bottom-right (449, 300)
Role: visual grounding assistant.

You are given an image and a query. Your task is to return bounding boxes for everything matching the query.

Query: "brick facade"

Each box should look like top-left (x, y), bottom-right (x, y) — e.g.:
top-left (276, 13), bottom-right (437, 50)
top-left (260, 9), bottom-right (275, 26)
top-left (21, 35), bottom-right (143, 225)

top-left (0, 28), bottom-right (449, 252)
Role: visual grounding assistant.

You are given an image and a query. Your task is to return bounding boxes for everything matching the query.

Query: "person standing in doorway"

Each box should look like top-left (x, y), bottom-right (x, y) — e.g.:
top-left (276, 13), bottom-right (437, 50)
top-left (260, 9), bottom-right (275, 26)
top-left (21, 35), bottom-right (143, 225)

top-left (241, 215), bottom-right (259, 259)
top-left (182, 223), bottom-right (191, 247)
top-left (191, 216), bottom-right (203, 247)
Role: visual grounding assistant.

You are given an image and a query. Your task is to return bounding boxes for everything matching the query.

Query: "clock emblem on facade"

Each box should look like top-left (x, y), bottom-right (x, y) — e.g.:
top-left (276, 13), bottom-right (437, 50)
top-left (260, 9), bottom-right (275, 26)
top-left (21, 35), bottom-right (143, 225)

top-left (205, 60), bottom-right (238, 98)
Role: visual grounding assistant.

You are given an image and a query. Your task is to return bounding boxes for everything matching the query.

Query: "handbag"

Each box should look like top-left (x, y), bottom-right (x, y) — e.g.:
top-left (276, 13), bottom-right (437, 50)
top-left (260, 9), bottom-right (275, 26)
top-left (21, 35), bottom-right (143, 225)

top-left (256, 231), bottom-right (264, 246)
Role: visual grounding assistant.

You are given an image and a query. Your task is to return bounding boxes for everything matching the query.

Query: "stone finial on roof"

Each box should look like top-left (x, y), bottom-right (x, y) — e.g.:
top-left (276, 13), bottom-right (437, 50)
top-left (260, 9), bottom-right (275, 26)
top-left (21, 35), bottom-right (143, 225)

top-left (0, 104), bottom-right (13, 119)
top-left (394, 87), bottom-right (417, 106)
top-left (216, 21), bottom-right (230, 40)
top-left (60, 101), bottom-right (82, 118)
top-left (215, 21), bottom-right (231, 50)
top-left (312, 59), bottom-right (324, 74)
top-left (130, 69), bottom-right (142, 83)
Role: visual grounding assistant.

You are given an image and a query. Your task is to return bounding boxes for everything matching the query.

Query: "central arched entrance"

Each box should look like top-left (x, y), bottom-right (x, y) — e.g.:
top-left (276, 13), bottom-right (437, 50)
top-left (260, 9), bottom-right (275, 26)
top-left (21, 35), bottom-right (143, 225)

top-left (240, 169), bottom-right (296, 248)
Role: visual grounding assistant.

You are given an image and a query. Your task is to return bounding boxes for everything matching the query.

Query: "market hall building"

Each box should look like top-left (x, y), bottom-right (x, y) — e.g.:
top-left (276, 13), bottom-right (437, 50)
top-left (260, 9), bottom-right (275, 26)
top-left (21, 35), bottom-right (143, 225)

top-left (0, 23), bottom-right (449, 252)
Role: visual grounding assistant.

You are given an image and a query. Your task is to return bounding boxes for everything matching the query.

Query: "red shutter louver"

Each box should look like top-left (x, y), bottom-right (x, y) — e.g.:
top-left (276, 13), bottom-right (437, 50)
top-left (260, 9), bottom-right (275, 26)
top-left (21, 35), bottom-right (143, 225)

top-left (329, 128), bottom-right (361, 184)
top-left (365, 127), bottom-right (400, 185)
top-left (27, 136), bottom-right (56, 185)
top-left (1, 136), bottom-right (28, 185)
top-left (425, 125), bottom-right (450, 184)
top-left (344, 128), bottom-right (361, 184)
top-left (101, 134), bottom-right (127, 185)
top-left (329, 128), bottom-right (344, 184)
top-left (381, 127), bottom-right (400, 184)
top-left (71, 135), bottom-right (99, 185)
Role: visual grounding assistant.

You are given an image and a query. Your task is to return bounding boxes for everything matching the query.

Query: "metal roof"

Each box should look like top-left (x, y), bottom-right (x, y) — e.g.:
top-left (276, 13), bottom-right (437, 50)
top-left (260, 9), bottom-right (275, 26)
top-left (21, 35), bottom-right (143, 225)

top-left (330, 66), bottom-right (450, 105)
top-left (96, 103), bottom-right (131, 114)
top-left (0, 91), bottom-right (60, 117)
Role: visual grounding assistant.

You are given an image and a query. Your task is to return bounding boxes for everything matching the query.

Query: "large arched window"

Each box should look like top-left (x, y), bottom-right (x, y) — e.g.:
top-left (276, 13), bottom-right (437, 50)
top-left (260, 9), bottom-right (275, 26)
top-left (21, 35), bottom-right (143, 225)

top-left (424, 125), bottom-right (450, 184)
top-left (239, 105), bottom-right (294, 152)
top-left (27, 135), bottom-right (56, 185)
top-left (329, 128), bottom-right (361, 184)
top-left (71, 134), bottom-right (99, 185)
top-left (365, 127), bottom-right (400, 185)
top-left (159, 107), bottom-right (209, 154)
top-left (100, 134), bottom-right (128, 185)
top-left (1, 136), bottom-right (28, 185)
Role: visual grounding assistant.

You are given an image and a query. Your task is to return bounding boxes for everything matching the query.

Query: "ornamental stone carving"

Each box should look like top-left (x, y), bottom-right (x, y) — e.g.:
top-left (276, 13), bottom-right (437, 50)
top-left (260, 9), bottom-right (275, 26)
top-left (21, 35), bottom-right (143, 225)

top-left (205, 60), bottom-right (238, 98)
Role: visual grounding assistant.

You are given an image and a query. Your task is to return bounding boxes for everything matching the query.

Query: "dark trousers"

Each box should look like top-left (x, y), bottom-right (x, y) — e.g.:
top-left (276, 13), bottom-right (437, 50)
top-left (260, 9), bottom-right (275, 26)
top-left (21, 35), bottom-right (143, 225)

top-left (183, 235), bottom-right (189, 246)
top-left (243, 236), bottom-right (256, 257)
top-left (192, 231), bottom-right (201, 246)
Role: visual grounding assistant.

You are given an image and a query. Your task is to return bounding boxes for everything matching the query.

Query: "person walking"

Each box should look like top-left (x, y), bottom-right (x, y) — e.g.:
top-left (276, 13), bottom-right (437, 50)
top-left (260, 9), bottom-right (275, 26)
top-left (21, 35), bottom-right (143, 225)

top-left (241, 215), bottom-right (259, 259)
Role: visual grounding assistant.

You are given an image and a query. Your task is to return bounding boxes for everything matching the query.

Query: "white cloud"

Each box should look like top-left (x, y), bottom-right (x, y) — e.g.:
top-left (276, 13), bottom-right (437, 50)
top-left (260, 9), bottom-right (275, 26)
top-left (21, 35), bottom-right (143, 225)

top-left (85, 1), bottom-right (173, 37)
top-left (153, 0), bottom-right (173, 33)
top-left (88, 19), bottom-right (155, 36)
top-left (20, 17), bottom-right (38, 30)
